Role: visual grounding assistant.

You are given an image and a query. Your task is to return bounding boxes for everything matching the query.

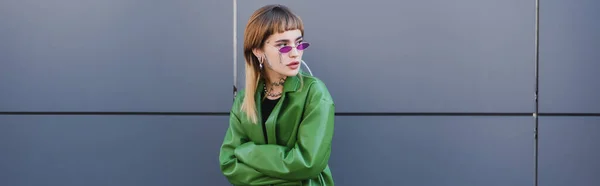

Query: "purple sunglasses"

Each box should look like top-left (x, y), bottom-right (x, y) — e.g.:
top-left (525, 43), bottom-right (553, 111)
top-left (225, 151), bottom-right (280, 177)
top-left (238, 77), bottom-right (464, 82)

top-left (276, 42), bottom-right (310, 53)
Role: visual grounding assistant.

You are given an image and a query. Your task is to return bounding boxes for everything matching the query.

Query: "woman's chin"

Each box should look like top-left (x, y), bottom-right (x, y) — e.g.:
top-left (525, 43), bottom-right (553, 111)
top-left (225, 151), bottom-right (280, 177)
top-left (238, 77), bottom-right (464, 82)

top-left (283, 69), bottom-right (300, 77)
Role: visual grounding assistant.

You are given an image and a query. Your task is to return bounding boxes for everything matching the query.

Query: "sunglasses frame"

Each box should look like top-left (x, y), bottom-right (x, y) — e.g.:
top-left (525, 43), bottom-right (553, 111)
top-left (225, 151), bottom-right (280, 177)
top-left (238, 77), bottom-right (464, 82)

top-left (275, 42), bottom-right (310, 53)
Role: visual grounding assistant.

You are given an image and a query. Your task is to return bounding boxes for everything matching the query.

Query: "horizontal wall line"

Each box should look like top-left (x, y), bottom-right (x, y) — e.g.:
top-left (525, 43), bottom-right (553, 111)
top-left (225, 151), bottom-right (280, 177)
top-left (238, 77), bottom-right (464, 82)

top-left (340, 112), bottom-right (600, 116)
top-left (335, 112), bottom-right (532, 116)
top-left (1, 111), bottom-right (599, 116)
top-left (0, 112), bottom-right (231, 116)
top-left (537, 113), bottom-right (600, 117)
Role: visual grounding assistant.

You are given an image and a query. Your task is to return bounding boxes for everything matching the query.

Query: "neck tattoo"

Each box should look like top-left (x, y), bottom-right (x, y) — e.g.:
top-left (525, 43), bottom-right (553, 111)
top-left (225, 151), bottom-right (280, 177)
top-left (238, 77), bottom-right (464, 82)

top-left (264, 77), bottom-right (285, 98)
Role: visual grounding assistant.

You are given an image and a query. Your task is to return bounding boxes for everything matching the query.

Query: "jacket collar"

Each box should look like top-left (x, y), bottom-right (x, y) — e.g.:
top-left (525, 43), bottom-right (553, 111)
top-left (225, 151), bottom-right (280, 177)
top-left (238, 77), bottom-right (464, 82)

top-left (283, 74), bottom-right (300, 93)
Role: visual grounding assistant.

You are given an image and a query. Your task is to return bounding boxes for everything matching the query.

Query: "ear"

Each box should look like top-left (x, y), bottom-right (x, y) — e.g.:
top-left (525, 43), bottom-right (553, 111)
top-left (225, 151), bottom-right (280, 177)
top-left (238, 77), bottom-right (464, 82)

top-left (252, 48), bottom-right (263, 60)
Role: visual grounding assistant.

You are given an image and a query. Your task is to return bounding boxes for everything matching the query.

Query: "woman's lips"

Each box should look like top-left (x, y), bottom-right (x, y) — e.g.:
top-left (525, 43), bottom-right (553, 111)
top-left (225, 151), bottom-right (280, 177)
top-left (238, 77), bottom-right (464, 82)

top-left (287, 61), bottom-right (299, 66)
top-left (287, 61), bottom-right (300, 69)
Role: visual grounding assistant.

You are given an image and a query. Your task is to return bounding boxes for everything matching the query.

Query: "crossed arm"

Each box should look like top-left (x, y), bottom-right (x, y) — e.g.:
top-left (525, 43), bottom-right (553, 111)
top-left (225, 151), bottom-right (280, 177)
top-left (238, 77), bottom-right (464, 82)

top-left (219, 84), bottom-right (335, 185)
top-left (219, 111), bottom-right (300, 185)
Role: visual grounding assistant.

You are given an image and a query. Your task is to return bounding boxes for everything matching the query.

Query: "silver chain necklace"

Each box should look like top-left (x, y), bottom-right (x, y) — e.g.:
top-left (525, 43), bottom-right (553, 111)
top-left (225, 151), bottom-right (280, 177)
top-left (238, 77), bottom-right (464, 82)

top-left (264, 78), bottom-right (285, 98)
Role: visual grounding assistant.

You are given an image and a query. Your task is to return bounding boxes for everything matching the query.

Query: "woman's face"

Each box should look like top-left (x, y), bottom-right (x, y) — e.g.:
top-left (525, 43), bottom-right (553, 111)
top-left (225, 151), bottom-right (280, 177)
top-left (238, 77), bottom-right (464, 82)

top-left (256, 29), bottom-right (308, 78)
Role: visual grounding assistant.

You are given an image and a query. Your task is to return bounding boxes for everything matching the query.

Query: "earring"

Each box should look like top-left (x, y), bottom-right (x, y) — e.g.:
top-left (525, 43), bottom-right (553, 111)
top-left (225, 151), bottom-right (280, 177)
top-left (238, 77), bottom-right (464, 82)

top-left (259, 63), bottom-right (263, 70)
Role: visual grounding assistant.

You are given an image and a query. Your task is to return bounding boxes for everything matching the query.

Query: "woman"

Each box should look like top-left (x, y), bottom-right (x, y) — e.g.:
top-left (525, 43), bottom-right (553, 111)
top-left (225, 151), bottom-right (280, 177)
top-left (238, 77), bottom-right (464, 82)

top-left (219, 4), bottom-right (335, 186)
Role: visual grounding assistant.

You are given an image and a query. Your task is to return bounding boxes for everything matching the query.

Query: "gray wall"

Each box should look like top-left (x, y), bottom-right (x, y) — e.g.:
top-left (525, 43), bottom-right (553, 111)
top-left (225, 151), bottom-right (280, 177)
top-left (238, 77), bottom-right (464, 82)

top-left (537, 0), bottom-right (600, 186)
top-left (1, 0), bottom-right (598, 186)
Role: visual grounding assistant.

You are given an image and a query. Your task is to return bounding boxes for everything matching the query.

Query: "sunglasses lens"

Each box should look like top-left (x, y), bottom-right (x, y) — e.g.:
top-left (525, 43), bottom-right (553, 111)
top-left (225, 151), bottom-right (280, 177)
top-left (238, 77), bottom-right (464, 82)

top-left (278, 43), bottom-right (310, 53)
top-left (279, 46), bottom-right (293, 53)
top-left (298, 42), bottom-right (310, 50)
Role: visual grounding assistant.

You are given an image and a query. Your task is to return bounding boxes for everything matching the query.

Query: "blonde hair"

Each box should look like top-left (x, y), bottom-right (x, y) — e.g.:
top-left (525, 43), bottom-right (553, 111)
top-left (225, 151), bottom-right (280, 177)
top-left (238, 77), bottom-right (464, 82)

top-left (240, 4), bottom-right (304, 124)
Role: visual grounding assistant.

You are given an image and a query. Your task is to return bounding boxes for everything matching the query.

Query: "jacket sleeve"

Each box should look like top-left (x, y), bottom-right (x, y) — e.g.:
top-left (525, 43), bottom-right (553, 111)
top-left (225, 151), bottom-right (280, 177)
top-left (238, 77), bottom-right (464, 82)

top-left (233, 82), bottom-right (335, 181)
top-left (219, 110), bottom-right (301, 185)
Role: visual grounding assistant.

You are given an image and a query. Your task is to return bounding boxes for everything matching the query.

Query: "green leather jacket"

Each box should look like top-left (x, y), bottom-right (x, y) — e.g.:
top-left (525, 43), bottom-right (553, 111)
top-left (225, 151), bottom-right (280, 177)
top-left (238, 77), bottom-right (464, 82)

top-left (219, 72), bottom-right (335, 186)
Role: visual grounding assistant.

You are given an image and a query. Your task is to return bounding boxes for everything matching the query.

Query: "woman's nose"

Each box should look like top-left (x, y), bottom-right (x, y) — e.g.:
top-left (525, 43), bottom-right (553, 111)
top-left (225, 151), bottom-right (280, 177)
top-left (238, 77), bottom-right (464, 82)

top-left (289, 46), bottom-right (300, 57)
